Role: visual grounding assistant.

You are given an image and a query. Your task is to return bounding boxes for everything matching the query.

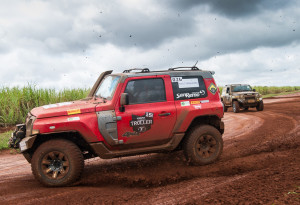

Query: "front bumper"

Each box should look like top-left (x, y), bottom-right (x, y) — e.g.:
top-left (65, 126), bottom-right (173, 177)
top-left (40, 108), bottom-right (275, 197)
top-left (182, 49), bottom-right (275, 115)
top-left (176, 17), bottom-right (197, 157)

top-left (8, 114), bottom-right (37, 152)
top-left (238, 98), bottom-right (262, 106)
top-left (8, 124), bottom-right (26, 149)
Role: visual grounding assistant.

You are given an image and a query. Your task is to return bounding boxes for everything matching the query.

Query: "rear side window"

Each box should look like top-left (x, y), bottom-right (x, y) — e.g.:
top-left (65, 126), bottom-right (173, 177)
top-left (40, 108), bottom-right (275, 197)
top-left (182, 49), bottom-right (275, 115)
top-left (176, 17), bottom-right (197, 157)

top-left (171, 76), bottom-right (207, 100)
top-left (125, 78), bottom-right (166, 104)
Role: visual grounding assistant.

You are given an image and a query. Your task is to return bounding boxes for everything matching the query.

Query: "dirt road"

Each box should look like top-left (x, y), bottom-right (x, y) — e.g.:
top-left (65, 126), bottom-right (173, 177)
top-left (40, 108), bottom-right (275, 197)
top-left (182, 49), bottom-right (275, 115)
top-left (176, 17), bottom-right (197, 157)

top-left (0, 95), bottom-right (299, 204)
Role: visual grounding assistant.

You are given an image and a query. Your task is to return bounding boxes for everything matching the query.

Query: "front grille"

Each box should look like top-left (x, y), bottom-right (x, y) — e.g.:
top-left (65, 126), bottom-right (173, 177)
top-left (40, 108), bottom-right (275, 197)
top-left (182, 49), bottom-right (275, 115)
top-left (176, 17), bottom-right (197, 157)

top-left (245, 96), bottom-right (255, 100)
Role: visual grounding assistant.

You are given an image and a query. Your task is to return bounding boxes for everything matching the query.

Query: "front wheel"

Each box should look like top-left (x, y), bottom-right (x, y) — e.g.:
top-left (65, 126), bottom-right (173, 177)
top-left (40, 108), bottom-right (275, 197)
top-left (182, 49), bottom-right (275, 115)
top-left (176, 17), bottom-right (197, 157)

top-left (256, 101), bottom-right (264, 111)
top-left (183, 125), bottom-right (223, 165)
top-left (233, 101), bottom-right (240, 113)
top-left (31, 139), bottom-right (84, 187)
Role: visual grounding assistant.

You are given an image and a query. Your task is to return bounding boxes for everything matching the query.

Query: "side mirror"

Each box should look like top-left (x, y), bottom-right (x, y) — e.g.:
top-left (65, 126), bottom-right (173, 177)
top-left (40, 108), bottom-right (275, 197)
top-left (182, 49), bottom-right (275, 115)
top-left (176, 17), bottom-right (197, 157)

top-left (119, 93), bottom-right (129, 112)
top-left (253, 89), bottom-right (256, 92)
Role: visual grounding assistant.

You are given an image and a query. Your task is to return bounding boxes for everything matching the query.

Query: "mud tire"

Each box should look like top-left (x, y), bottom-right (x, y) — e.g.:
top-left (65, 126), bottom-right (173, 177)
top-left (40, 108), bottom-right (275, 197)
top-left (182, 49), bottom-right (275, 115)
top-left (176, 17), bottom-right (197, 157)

top-left (256, 101), bottom-right (264, 111)
top-left (222, 102), bottom-right (228, 112)
top-left (233, 101), bottom-right (240, 113)
top-left (183, 125), bottom-right (223, 165)
top-left (31, 139), bottom-right (84, 187)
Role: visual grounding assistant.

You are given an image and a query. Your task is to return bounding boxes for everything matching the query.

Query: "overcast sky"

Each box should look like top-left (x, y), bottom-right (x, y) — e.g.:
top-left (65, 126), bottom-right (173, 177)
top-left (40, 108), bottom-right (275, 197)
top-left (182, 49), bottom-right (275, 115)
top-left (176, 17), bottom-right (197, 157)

top-left (1, 0), bottom-right (300, 89)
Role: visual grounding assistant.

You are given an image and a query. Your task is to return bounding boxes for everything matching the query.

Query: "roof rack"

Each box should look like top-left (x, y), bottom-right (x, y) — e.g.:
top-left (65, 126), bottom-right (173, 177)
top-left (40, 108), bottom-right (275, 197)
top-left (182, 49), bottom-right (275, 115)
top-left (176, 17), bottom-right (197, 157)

top-left (123, 68), bottom-right (150, 73)
top-left (168, 66), bottom-right (201, 71)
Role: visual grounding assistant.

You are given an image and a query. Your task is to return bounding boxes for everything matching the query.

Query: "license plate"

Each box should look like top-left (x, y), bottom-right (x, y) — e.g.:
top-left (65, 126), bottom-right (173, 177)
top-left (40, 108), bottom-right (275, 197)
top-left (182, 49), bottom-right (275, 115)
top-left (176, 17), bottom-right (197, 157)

top-left (248, 99), bottom-right (255, 103)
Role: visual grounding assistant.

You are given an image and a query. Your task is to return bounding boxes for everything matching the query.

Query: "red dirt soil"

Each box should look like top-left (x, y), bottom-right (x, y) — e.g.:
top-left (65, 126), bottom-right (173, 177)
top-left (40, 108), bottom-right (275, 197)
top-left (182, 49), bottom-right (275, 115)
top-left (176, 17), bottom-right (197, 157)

top-left (0, 95), bottom-right (299, 204)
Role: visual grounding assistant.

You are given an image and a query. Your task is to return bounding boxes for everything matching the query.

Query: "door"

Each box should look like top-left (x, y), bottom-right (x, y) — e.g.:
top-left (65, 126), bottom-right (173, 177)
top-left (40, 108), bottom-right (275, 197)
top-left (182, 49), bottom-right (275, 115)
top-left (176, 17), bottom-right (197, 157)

top-left (224, 86), bottom-right (231, 105)
top-left (115, 76), bottom-right (177, 148)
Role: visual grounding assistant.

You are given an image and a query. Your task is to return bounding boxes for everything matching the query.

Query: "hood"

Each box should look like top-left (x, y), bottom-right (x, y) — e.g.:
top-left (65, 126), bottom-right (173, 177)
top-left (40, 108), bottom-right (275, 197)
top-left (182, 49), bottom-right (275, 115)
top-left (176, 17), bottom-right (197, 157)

top-left (233, 91), bottom-right (259, 96)
top-left (31, 99), bottom-right (98, 118)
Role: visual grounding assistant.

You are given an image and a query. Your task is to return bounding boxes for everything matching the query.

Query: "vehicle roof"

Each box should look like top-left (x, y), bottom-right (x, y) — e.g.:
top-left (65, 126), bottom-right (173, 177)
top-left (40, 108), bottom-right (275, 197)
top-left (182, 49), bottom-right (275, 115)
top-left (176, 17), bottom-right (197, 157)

top-left (225, 84), bottom-right (251, 86)
top-left (113, 69), bottom-right (214, 79)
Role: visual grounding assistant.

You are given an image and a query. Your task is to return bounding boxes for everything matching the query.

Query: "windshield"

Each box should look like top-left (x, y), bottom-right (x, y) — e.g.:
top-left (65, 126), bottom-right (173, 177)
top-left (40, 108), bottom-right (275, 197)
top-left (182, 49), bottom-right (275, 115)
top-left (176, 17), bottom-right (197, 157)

top-left (95, 75), bottom-right (120, 99)
top-left (232, 85), bottom-right (252, 92)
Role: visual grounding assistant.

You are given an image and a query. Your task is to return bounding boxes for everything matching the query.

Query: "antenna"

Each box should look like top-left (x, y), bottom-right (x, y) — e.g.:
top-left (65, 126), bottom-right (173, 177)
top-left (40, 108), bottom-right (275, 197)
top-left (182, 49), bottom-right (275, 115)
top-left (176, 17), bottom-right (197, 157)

top-left (192, 60), bottom-right (198, 68)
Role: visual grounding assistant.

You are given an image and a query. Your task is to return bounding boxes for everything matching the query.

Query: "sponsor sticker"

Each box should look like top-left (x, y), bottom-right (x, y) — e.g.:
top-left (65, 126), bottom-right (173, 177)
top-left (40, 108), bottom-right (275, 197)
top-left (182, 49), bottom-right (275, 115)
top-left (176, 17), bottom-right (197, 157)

top-left (200, 100), bottom-right (210, 103)
top-left (193, 105), bottom-right (201, 109)
top-left (42, 104), bottom-right (58, 109)
top-left (176, 90), bottom-right (206, 99)
top-left (57, 102), bottom-right (72, 106)
top-left (67, 108), bottom-right (81, 115)
top-left (67, 117), bottom-right (80, 121)
top-left (43, 101), bottom-right (73, 109)
top-left (181, 101), bottom-right (190, 107)
top-left (191, 100), bottom-right (200, 105)
top-left (171, 77), bottom-right (182, 82)
top-left (123, 112), bottom-right (154, 137)
top-left (178, 78), bottom-right (199, 88)
top-left (208, 83), bottom-right (217, 95)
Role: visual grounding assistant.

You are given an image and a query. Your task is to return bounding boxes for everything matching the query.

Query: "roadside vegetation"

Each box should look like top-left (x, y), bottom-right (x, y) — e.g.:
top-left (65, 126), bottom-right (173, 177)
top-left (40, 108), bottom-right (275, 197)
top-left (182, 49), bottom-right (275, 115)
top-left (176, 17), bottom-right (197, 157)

top-left (0, 131), bottom-right (11, 150)
top-left (0, 85), bottom-right (89, 126)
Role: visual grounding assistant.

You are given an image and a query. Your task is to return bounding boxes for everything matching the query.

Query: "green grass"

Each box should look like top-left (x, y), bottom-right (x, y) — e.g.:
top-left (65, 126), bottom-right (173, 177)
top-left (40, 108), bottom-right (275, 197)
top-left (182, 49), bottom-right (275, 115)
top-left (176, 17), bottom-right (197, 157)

top-left (0, 85), bottom-right (89, 126)
top-left (262, 90), bottom-right (300, 98)
top-left (253, 86), bottom-right (300, 95)
top-left (0, 131), bottom-right (12, 150)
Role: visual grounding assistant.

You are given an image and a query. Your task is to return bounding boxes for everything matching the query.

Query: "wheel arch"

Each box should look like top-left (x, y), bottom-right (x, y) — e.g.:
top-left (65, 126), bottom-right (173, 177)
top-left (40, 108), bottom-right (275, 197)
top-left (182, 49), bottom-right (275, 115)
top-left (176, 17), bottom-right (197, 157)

top-left (186, 115), bottom-right (224, 135)
top-left (23, 131), bottom-right (95, 163)
top-left (175, 115), bottom-right (224, 151)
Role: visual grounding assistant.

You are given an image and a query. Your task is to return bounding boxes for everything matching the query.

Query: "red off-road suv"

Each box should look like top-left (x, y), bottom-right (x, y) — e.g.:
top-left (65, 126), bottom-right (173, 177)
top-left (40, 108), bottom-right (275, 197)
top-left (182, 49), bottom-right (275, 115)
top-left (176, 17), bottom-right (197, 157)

top-left (9, 67), bottom-right (224, 186)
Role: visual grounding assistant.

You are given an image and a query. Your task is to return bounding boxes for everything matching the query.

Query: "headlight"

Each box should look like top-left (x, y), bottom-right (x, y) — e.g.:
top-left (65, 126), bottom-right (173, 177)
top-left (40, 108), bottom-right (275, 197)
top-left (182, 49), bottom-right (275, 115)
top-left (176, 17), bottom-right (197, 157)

top-left (26, 114), bottom-right (36, 136)
top-left (237, 94), bottom-right (244, 99)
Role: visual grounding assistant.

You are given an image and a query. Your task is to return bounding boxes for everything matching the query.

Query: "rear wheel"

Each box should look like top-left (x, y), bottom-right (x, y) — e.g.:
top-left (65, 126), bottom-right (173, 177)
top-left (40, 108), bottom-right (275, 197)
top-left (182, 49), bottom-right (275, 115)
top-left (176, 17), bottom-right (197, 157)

top-left (233, 101), bottom-right (240, 113)
top-left (31, 139), bottom-right (84, 187)
top-left (256, 101), bottom-right (264, 111)
top-left (183, 125), bottom-right (223, 165)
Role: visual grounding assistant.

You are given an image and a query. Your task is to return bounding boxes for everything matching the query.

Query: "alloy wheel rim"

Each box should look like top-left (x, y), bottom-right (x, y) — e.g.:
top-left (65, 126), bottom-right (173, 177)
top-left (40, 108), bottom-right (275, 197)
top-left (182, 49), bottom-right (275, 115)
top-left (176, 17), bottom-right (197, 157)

top-left (195, 135), bottom-right (217, 158)
top-left (41, 151), bottom-right (70, 180)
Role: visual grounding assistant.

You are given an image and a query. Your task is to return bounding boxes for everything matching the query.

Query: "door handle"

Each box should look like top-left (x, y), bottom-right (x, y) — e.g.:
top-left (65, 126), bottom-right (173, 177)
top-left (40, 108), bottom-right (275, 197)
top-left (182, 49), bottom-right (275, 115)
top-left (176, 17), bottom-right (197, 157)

top-left (158, 112), bottom-right (171, 116)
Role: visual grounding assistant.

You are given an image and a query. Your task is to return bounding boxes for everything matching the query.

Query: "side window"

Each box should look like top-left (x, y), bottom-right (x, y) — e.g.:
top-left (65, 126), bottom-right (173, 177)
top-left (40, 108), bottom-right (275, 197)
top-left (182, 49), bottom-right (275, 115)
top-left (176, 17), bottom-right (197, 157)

top-left (222, 87), bottom-right (227, 95)
top-left (124, 78), bottom-right (166, 104)
top-left (171, 76), bottom-right (207, 100)
top-left (226, 87), bottom-right (230, 94)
